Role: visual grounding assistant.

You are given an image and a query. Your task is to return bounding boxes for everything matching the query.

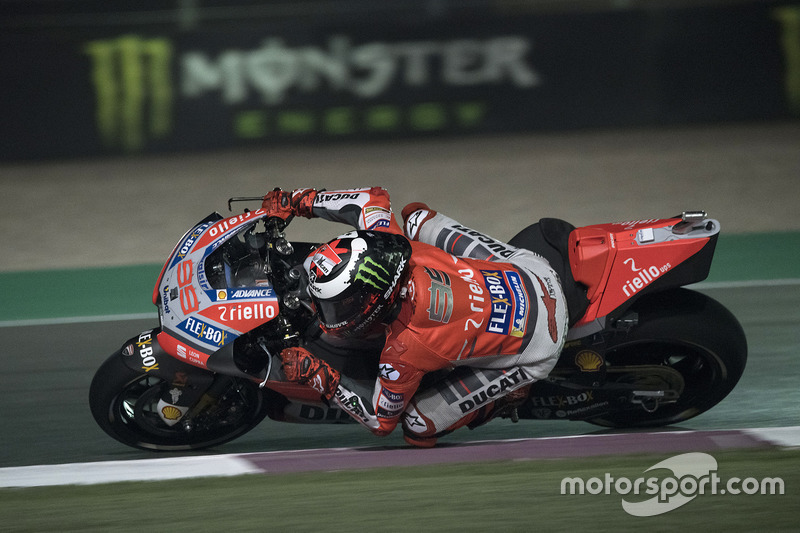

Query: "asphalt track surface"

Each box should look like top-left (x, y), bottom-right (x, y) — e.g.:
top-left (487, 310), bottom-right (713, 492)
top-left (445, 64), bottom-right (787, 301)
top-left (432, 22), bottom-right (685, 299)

top-left (1, 281), bottom-right (798, 469)
top-left (1, 122), bottom-right (799, 471)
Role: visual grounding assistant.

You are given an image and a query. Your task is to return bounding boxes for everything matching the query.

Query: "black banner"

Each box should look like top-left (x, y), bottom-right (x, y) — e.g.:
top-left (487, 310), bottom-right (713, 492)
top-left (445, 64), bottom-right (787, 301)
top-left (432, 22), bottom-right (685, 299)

top-left (2, 1), bottom-right (798, 160)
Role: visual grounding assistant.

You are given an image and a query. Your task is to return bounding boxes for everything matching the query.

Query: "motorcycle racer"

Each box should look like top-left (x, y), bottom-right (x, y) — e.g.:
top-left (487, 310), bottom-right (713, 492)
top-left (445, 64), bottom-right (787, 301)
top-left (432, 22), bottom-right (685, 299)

top-left (262, 187), bottom-right (568, 447)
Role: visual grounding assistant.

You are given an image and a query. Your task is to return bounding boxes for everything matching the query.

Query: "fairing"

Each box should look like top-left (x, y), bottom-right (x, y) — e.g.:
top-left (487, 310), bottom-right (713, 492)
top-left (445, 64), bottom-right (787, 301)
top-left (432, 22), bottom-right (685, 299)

top-left (153, 209), bottom-right (281, 369)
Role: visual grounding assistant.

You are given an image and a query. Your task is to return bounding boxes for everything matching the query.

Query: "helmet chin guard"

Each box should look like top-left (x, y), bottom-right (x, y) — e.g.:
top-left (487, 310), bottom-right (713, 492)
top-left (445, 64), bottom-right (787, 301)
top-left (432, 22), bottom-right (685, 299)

top-left (307, 230), bottom-right (411, 338)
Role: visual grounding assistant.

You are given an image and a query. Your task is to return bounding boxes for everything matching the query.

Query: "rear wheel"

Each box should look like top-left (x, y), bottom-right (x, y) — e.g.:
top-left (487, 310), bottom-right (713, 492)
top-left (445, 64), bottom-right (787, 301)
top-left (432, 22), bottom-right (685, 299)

top-left (586, 289), bottom-right (747, 428)
top-left (89, 352), bottom-right (271, 451)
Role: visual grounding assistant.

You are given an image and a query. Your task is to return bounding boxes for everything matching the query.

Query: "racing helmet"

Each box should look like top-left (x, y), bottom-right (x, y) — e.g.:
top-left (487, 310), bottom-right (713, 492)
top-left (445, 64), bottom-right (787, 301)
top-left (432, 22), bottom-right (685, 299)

top-left (306, 230), bottom-right (412, 338)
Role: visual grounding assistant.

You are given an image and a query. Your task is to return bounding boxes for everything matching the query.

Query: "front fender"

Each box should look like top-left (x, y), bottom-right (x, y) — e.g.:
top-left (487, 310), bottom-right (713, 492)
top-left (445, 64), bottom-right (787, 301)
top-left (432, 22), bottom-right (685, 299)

top-left (120, 329), bottom-right (166, 375)
top-left (119, 328), bottom-right (215, 407)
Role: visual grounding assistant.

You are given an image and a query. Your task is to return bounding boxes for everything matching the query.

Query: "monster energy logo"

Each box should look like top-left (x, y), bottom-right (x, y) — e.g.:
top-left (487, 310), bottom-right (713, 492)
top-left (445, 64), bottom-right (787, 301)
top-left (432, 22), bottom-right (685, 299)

top-left (84, 35), bottom-right (174, 151)
top-left (774, 6), bottom-right (800, 115)
top-left (354, 257), bottom-right (390, 291)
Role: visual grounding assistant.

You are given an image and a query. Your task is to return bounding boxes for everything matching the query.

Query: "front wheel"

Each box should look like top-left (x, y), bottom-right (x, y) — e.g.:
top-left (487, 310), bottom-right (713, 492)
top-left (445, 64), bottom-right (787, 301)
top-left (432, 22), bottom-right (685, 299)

top-left (89, 351), bottom-right (272, 451)
top-left (586, 289), bottom-right (747, 428)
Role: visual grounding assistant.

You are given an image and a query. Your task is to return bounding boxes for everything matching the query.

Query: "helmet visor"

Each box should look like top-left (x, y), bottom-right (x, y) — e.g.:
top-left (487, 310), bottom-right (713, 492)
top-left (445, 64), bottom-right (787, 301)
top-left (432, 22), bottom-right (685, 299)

top-left (314, 290), bottom-right (369, 332)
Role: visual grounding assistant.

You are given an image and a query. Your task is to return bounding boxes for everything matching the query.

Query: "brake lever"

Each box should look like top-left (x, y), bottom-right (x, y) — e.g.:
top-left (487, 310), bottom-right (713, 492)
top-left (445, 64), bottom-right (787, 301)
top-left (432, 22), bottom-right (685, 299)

top-left (227, 196), bottom-right (264, 211)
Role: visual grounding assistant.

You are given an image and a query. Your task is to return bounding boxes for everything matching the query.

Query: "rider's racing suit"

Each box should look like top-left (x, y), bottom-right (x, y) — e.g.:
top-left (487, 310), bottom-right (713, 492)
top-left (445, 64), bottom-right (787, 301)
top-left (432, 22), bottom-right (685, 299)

top-left (304, 187), bottom-right (568, 443)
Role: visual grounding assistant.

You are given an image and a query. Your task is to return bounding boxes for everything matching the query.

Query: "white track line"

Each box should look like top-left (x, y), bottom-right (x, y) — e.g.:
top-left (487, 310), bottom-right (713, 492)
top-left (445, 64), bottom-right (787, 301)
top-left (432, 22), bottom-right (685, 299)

top-left (691, 278), bottom-right (800, 289)
top-left (0, 455), bottom-right (262, 488)
top-left (742, 426), bottom-right (800, 448)
top-left (1, 426), bottom-right (798, 488)
top-left (0, 313), bottom-right (154, 328)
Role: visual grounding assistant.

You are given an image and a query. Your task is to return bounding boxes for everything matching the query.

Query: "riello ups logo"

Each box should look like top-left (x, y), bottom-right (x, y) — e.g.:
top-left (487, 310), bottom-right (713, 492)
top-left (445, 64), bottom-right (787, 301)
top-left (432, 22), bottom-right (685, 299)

top-left (84, 36), bottom-right (174, 151)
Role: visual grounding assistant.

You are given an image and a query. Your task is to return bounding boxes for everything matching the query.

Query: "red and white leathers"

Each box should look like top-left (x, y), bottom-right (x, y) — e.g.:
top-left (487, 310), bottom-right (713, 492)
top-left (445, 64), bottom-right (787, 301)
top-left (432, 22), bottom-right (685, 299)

top-left (302, 187), bottom-right (568, 443)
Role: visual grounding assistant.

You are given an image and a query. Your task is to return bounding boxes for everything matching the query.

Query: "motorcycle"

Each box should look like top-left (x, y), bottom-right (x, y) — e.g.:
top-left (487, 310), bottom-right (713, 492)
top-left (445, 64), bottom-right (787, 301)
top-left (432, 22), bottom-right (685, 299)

top-left (90, 201), bottom-right (747, 450)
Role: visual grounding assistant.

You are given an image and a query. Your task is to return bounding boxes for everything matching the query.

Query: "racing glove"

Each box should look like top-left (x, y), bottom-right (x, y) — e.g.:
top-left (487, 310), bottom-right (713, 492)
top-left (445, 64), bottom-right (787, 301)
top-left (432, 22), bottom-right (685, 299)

top-left (262, 188), bottom-right (317, 219)
top-left (401, 202), bottom-right (437, 242)
top-left (280, 347), bottom-right (341, 400)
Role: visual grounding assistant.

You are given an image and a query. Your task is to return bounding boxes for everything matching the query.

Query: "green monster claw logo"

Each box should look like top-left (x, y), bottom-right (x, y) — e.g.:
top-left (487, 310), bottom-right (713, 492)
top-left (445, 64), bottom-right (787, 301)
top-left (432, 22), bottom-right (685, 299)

top-left (84, 35), bottom-right (174, 151)
top-left (354, 257), bottom-right (391, 291)
top-left (774, 7), bottom-right (800, 115)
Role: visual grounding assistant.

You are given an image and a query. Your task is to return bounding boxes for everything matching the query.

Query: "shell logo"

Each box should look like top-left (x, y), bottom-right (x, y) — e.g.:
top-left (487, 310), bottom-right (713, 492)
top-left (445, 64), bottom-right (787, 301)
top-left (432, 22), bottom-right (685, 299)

top-left (575, 350), bottom-right (603, 372)
top-left (161, 405), bottom-right (183, 420)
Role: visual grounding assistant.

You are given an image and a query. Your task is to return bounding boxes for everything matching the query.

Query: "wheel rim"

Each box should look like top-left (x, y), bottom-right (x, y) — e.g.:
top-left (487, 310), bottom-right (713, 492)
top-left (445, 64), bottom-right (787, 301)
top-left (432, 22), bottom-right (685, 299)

top-left (110, 374), bottom-right (265, 449)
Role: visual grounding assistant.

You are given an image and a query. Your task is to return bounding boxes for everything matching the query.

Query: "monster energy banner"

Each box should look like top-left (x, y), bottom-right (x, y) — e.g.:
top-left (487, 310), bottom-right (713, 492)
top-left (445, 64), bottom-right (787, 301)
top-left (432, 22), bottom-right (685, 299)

top-left (1, 1), bottom-right (798, 160)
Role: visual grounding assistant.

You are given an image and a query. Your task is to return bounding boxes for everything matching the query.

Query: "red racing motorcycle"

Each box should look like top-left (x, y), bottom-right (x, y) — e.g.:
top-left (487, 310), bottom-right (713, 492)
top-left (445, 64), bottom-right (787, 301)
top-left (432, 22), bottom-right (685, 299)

top-left (90, 202), bottom-right (747, 450)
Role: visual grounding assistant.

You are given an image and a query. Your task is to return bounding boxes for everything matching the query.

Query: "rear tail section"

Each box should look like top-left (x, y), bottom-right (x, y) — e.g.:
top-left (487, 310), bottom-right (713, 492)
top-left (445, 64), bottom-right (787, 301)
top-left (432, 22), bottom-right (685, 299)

top-left (569, 211), bottom-right (719, 326)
